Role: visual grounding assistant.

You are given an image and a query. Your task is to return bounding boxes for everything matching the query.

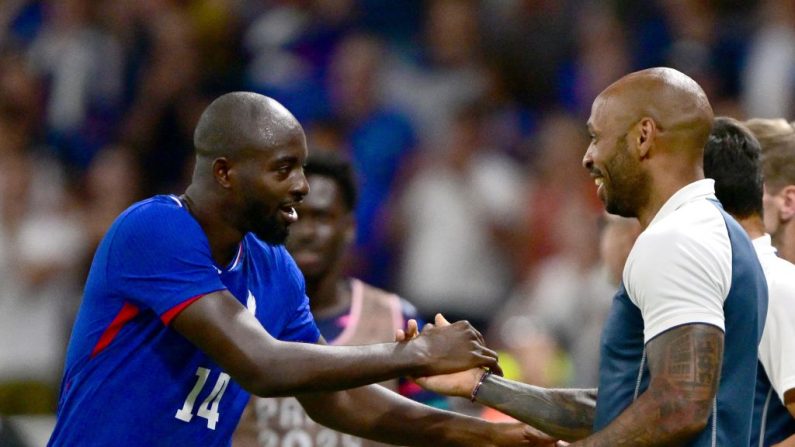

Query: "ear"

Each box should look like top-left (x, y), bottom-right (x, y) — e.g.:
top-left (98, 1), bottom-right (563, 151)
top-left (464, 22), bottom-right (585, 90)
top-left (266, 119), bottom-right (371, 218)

top-left (635, 117), bottom-right (656, 159)
top-left (779, 185), bottom-right (795, 221)
top-left (212, 157), bottom-right (233, 189)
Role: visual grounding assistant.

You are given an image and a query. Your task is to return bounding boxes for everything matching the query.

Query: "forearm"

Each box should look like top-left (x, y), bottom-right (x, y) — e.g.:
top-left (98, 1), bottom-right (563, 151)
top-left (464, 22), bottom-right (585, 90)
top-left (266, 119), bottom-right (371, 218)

top-left (299, 384), bottom-right (498, 447)
top-left (568, 378), bottom-right (711, 446)
top-left (475, 374), bottom-right (596, 442)
top-left (243, 341), bottom-right (422, 397)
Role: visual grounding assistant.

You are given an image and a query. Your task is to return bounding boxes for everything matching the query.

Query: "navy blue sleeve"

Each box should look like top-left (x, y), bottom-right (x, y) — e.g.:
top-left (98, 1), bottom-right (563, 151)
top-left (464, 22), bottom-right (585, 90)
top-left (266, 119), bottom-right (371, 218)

top-left (106, 201), bottom-right (226, 322)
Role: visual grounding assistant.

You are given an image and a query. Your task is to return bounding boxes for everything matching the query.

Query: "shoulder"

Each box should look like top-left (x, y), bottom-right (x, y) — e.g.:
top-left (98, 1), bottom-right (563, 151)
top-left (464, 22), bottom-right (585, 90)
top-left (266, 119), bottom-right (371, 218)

top-left (632, 201), bottom-right (729, 259)
top-left (359, 280), bottom-right (400, 305)
top-left (113, 196), bottom-right (196, 236)
top-left (624, 199), bottom-right (732, 299)
top-left (357, 279), bottom-right (420, 320)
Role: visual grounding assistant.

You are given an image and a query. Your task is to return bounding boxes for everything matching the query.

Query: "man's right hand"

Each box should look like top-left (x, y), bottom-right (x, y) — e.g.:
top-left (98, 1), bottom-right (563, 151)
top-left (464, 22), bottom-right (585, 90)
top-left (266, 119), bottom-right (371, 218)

top-left (397, 314), bottom-right (497, 396)
top-left (402, 315), bottom-right (503, 377)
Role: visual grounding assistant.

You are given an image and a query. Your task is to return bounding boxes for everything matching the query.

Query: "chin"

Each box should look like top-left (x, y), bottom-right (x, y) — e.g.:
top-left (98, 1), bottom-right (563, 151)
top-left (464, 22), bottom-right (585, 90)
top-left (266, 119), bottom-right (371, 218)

top-left (254, 227), bottom-right (290, 245)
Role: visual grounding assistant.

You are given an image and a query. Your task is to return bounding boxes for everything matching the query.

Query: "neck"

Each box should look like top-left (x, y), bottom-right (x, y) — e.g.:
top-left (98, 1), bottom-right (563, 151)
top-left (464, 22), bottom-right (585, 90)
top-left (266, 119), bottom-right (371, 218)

top-left (636, 159), bottom-right (703, 229)
top-left (306, 271), bottom-right (351, 318)
top-left (773, 222), bottom-right (795, 264)
top-left (735, 214), bottom-right (766, 240)
top-left (182, 184), bottom-right (244, 266)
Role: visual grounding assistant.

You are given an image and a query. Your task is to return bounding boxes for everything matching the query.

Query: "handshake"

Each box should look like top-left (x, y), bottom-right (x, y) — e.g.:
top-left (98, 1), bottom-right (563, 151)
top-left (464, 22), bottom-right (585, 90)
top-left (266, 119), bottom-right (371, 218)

top-left (394, 314), bottom-right (565, 447)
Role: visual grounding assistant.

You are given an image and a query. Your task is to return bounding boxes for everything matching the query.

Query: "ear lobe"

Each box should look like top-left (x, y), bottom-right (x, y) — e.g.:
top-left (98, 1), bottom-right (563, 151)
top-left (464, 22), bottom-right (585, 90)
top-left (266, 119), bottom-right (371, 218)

top-left (213, 158), bottom-right (233, 189)
top-left (636, 118), bottom-right (655, 159)
top-left (779, 186), bottom-right (795, 221)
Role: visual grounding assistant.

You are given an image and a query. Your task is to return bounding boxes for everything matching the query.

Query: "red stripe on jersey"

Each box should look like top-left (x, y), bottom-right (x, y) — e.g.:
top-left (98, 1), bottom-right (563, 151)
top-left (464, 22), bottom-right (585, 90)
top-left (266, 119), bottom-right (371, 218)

top-left (160, 294), bottom-right (205, 326)
top-left (91, 302), bottom-right (140, 358)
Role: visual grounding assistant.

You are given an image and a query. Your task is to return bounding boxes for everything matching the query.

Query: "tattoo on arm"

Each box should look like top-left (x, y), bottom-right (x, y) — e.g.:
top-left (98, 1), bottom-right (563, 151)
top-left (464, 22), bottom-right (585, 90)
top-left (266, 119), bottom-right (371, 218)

top-left (475, 375), bottom-right (596, 442)
top-left (571, 323), bottom-right (723, 446)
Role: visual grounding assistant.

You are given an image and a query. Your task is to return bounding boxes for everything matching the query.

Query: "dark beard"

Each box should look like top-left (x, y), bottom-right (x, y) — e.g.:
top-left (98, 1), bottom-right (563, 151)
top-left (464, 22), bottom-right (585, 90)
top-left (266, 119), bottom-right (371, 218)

top-left (605, 138), bottom-right (650, 218)
top-left (252, 215), bottom-right (289, 245)
top-left (242, 200), bottom-right (290, 245)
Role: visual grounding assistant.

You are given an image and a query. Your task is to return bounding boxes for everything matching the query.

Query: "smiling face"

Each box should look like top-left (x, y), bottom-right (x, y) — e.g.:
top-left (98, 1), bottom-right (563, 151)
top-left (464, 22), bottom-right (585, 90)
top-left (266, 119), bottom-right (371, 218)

top-left (234, 132), bottom-right (310, 245)
top-left (583, 94), bottom-right (651, 218)
top-left (286, 174), bottom-right (353, 282)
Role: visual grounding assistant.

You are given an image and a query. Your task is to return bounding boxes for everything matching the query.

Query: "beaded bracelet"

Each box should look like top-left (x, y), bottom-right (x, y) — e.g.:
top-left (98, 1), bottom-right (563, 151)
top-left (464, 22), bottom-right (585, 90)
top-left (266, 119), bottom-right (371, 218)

top-left (470, 369), bottom-right (492, 402)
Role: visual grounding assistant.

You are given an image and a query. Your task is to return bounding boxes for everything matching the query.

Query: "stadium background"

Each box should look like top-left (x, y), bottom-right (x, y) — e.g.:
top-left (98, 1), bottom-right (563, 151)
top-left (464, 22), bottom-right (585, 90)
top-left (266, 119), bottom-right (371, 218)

top-left (0, 0), bottom-right (792, 444)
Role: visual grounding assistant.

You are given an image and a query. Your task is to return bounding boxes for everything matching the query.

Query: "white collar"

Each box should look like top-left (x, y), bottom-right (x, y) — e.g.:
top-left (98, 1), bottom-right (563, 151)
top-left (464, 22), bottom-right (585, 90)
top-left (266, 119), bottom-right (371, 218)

top-left (752, 234), bottom-right (778, 257)
top-left (648, 179), bottom-right (717, 228)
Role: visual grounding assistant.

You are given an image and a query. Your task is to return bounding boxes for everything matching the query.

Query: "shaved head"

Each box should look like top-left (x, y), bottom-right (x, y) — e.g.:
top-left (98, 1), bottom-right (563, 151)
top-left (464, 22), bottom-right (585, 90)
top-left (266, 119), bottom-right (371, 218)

top-left (194, 92), bottom-right (305, 160)
top-left (584, 67), bottom-right (715, 224)
top-left (595, 67), bottom-right (714, 155)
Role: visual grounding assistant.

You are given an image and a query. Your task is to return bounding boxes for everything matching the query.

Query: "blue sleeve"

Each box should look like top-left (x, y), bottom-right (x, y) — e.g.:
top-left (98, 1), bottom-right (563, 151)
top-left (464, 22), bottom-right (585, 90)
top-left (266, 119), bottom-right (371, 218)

top-left (276, 248), bottom-right (320, 343)
top-left (107, 202), bottom-right (226, 320)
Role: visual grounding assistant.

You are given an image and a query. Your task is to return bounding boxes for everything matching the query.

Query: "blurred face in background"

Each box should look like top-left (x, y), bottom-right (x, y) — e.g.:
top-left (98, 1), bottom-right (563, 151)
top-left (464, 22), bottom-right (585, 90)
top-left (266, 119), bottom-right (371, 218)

top-left (286, 174), bottom-right (354, 282)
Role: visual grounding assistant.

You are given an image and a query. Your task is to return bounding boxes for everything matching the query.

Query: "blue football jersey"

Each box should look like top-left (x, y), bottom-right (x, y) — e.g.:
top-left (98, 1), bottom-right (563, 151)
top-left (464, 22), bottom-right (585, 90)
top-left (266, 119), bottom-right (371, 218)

top-left (49, 195), bottom-right (320, 446)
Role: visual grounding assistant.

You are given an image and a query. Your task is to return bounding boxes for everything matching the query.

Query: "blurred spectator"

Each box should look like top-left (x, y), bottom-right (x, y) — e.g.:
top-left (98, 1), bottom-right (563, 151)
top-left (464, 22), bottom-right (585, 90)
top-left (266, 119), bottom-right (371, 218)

top-left (326, 33), bottom-right (417, 287)
top-left (0, 146), bottom-right (86, 415)
top-left (384, 0), bottom-right (487, 151)
top-left (558, 4), bottom-right (631, 116)
top-left (27, 0), bottom-right (124, 170)
top-left (395, 103), bottom-right (524, 331)
top-left (517, 112), bottom-right (602, 276)
top-left (742, 0), bottom-right (795, 118)
top-left (491, 214), bottom-right (642, 388)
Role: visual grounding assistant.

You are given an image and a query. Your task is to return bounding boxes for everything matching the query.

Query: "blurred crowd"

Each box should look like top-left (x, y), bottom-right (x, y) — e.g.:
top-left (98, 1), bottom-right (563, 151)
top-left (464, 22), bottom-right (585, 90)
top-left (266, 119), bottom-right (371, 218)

top-left (1, 0), bottom-right (795, 423)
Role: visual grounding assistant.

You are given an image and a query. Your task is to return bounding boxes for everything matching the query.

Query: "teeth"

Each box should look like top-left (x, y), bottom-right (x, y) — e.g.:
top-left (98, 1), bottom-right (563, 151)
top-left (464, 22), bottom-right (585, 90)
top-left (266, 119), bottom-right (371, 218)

top-left (287, 207), bottom-right (297, 219)
top-left (594, 178), bottom-right (604, 187)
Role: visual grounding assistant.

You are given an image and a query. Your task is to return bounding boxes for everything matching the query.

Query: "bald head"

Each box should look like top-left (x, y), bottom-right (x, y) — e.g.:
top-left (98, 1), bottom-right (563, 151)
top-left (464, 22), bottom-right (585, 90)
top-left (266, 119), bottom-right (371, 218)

top-left (596, 67), bottom-right (714, 155)
top-left (194, 92), bottom-right (305, 160)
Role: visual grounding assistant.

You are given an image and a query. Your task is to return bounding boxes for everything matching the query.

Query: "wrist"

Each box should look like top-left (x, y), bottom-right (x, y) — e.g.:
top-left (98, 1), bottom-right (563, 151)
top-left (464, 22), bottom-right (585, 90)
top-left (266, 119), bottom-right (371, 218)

top-left (470, 369), bottom-right (491, 401)
top-left (396, 338), bottom-right (429, 377)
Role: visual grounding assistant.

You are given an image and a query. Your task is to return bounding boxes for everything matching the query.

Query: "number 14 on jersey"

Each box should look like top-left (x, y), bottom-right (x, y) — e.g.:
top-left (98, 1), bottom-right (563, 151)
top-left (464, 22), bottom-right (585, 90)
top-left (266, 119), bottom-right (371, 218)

top-left (175, 367), bottom-right (230, 430)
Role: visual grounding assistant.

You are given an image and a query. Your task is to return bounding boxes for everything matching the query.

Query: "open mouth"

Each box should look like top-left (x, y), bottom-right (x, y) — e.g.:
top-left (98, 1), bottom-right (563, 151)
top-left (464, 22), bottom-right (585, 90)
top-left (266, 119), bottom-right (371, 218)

top-left (279, 205), bottom-right (298, 224)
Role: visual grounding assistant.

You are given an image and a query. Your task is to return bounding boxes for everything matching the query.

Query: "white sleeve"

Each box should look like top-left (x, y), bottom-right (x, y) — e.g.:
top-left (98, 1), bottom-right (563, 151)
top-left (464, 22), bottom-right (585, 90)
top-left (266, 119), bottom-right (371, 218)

top-left (624, 226), bottom-right (730, 343)
top-left (759, 272), bottom-right (795, 403)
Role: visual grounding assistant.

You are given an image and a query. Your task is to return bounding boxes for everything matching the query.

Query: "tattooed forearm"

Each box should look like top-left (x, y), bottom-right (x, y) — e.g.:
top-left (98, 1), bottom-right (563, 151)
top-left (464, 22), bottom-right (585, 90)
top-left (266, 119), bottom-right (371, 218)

top-left (475, 375), bottom-right (596, 442)
top-left (570, 323), bottom-right (723, 447)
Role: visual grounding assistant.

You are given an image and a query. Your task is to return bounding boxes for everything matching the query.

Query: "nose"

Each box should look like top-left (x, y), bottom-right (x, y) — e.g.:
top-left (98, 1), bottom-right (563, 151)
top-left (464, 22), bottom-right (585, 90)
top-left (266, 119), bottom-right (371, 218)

top-left (583, 146), bottom-right (594, 171)
top-left (291, 169), bottom-right (310, 200)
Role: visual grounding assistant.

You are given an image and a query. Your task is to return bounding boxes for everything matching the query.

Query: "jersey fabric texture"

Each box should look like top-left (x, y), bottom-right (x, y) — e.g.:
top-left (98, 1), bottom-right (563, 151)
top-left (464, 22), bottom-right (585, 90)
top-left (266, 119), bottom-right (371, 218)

top-left (49, 195), bottom-right (320, 447)
top-left (594, 180), bottom-right (768, 446)
top-left (751, 234), bottom-right (795, 447)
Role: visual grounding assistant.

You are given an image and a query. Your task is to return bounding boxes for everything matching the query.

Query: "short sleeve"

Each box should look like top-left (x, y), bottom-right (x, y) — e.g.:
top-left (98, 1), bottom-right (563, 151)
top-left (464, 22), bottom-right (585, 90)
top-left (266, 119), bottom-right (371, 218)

top-left (759, 269), bottom-right (795, 403)
top-left (625, 225), bottom-right (730, 343)
top-left (107, 202), bottom-right (226, 322)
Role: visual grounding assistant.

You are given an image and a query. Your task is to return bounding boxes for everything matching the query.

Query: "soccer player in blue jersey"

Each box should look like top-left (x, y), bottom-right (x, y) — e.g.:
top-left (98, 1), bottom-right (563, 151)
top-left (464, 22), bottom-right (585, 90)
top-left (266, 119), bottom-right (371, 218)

top-left (704, 117), bottom-right (795, 446)
top-left (400, 68), bottom-right (768, 446)
top-left (48, 92), bottom-right (550, 446)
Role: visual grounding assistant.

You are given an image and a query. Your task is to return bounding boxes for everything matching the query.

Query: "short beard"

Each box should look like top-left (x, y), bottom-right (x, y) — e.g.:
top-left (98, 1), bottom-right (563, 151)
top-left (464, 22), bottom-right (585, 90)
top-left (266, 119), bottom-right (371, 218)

top-left (241, 200), bottom-right (290, 245)
top-left (253, 216), bottom-right (289, 245)
top-left (605, 138), bottom-right (650, 218)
